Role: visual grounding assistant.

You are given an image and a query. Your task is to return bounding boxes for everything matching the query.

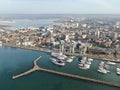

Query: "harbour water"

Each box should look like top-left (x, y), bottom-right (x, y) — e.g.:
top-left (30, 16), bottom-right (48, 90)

top-left (0, 47), bottom-right (119, 90)
top-left (12, 19), bottom-right (59, 28)
top-left (0, 18), bottom-right (59, 28)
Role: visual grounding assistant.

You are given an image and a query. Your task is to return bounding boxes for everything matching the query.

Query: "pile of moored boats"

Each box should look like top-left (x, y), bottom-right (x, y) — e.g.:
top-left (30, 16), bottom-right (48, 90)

top-left (116, 68), bottom-right (120, 75)
top-left (78, 57), bottom-right (93, 70)
top-left (50, 52), bottom-right (74, 66)
top-left (98, 61), bottom-right (110, 74)
top-left (51, 52), bottom-right (120, 76)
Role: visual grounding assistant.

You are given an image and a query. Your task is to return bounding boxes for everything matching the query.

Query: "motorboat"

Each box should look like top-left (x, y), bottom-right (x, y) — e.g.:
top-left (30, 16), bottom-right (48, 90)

top-left (107, 61), bottom-right (116, 65)
top-left (51, 52), bottom-right (59, 58)
top-left (88, 58), bottom-right (93, 61)
top-left (79, 63), bottom-right (90, 70)
top-left (97, 68), bottom-right (107, 74)
top-left (98, 62), bottom-right (110, 74)
top-left (51, 52), bottom-right (67, 60)
top-left (99, 61), bottom-right (105, 66)
top-left (66, 58), bottom-right (73, 63)
top-left (70, 56), bottom-right (75, 59)
top-left (116, 68), bottom-right (120, 75)
top-left (50, 58), bottom-right (65, 66)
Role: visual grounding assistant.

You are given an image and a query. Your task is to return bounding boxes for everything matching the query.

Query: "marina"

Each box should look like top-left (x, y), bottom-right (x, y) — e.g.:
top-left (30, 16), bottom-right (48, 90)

top-left (0, 47), bottom-right (120, 90)
top-left (12, 55), bottom-right (120, 88)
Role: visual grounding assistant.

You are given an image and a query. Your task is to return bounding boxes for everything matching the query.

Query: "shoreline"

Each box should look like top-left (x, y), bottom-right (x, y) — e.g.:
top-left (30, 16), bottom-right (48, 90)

top-left (3, 43), bottom-right (120, 62)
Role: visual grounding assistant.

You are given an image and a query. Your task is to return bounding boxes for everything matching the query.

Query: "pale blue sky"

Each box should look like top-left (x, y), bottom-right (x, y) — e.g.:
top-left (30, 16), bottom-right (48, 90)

top-left (0, 0), bottom-right (120, 14)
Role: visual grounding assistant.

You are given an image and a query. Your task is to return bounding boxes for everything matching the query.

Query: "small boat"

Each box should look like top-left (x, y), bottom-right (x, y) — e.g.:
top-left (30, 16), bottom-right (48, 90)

top-left (66, 58), bottom-right (73, 63)
top-left (116, 68), bottom-right (120, 75)
top-left (78, 56), bottom-right (91, 70)
top-left (107, 61), bottom-right (116, 65)
top-left (80, 60), bottom-right (86, 64)
top-left (97, 68), bottom-right (107, 74)
top-left (70, 56), bottom-right (75, 59)
top-left (88, 58), bottom-right (93, 61)
top-left (50, 58), bottom-right (65, 66)
top-left (84, 64), bottom-right (90, 69)
top-left (51, 52), bottom-right (59, 58)
top-left (99, 61), bottom-right (105, 66)
top-left (79, 63), bottom-right (90, 70)
top-left (86, 61), bottom-right (91, 65)
top-left (98, 62), bottom-right (110, 74)
top-left (78, 63), bottom-right (84, 67)
top-left (57, 56), bottom-right (66, 60)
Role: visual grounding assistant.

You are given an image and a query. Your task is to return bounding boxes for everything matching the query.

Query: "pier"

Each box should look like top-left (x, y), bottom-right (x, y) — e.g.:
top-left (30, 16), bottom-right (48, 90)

top-left (39, 68), bottom-right (120, 88)
top-left (12, 56), bottom-right (120, 88)
top-left (12, 56), bottom-right (42, 79)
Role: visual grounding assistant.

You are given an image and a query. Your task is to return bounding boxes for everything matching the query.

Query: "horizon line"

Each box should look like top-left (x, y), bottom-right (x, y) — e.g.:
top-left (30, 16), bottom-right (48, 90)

top-left (0, 13), bottom-right (120, 15)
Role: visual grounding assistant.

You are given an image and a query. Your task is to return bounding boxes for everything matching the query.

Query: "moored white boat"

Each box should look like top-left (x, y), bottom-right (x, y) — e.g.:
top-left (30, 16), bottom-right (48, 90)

top-left (88, 58), bottom-right (93, 61)
top-left (78, 57), bottom-right (92, 70)
top-left (116, 68), bottom-right (120, 75)
top-left (97, 68), bottom-right (107, 74)
top-left (66, 58), bottom-right (73, 63)
top-left (50, 58), bottom-right (65, 66)
top-left (99, 61), bottom-right (105, 66)
top-left (51, 52), bottom-right (67, 60)
top-left (79, 64), bottom-right (90, 70)
top-left (98, 61), bottom-right (110, 74)
top-left (51, 52), bottom-right (59, 58)
top-left (107, 61), bottom-right (116, 65)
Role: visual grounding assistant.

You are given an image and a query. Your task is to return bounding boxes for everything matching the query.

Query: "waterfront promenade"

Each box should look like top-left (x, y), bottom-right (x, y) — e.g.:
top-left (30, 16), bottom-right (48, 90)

top-left (4, 44), bottom-right (120, 62)
top-left (12, 56), bottom-right (120, 88)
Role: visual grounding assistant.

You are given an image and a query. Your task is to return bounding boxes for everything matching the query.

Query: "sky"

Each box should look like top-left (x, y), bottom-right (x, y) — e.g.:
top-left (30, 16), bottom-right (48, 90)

top-left (0, 0), bottom-right (120, 14)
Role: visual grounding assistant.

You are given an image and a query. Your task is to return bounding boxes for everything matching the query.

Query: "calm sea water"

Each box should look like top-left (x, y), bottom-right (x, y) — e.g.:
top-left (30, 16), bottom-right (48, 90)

top-left (0, 47), bottom-right (119, 90)
top-left (12, 19), bottom-right (59, 28)
top-left (0, 18), bottom-right (59, 29)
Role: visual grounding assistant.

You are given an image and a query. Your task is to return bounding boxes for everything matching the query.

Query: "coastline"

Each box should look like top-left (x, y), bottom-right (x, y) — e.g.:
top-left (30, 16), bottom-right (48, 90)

top-left (2, 43), bottom-right (120, 89)
top-left (3, 43), bottom-right (120, 62)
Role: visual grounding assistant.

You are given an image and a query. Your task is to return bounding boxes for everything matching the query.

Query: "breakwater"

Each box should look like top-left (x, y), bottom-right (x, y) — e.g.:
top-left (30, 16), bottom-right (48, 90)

top-left (12, 56), bottom-right (120, 88)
